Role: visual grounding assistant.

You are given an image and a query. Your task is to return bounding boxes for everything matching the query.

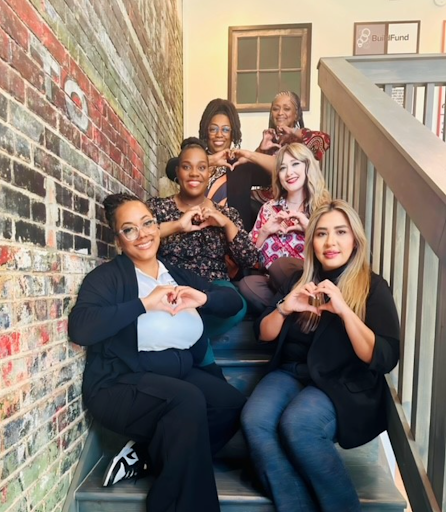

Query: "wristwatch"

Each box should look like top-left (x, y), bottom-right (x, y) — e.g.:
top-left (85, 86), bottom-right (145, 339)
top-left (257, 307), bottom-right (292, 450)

top-left (276, 298), bottom-right (289, 317)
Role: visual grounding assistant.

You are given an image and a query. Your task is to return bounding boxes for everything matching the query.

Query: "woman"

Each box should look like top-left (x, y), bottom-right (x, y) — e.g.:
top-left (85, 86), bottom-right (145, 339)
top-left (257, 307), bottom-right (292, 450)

top-left (241, 200), bottom-right (400, 512)
top-left (257, 91), bottom-right (331, 161)
top-left (68, 193), bottom-right (246, 512)
top-left (166, 99), bottom-right (275, 230)
top-left (239, 143), bottom-right (330, 314)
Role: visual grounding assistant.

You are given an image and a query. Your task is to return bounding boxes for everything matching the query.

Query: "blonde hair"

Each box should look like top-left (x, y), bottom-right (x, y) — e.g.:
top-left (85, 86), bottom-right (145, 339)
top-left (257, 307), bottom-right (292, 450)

top-left (296, 200), bottom-right (371, 332)
top-left (272, 143), bottom-right (330, 215)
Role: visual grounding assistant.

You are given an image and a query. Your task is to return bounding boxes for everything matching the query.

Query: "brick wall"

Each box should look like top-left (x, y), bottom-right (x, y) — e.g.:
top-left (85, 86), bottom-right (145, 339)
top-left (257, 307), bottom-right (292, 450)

top-left (0, 0), bottom-right (183, 510)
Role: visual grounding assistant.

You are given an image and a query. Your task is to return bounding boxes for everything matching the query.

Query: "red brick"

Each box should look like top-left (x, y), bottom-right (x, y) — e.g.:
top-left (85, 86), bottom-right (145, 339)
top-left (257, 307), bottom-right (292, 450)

top-left (0, 332), bottom-right (20, 357)
top-left (101, 120), bottom-right (117, 145)
top-left (98, 151), bottom-right (112, 174)
top-left (115, 134), bottom-right (127, 155)
top-left (5, 0), bottom-right (44, 40)
top-left (0, 0), bottom-right (28, 50)
top-left (106, 105), bottom-right (119, 131)
top-left (68, 58), bottom-right (90, 98)
top-left (109, 144), bottom-right (122, 165)
top-left (88, 104), bottom-right (102, 129)
top-left (0, 26), bottom-right (9, 61)
top-left (81, 134), bottom-right (99, 163)
top-left (8, 68), bottom-right (25, 103)
top-left (10, 41), bottom-right (45, 92)
top-left (87, 85), bottom-right (103, 112)
top-left (0, 58), bottom-right (9, 91)
top-left (26, 86), bottom-right (57, 127)
top-left (93, 126), bottom-right (109, 153)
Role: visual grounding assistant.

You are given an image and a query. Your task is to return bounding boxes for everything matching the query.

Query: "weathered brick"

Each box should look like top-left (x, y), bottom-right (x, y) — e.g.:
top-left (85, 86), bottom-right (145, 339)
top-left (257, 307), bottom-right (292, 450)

top-left (56, 231), bottom-right (73, 251)
top-left (0, 331), bottom-right (20, 357)
top-left (26, 85), bottom-right (58, 127)
top-left (10, 40), bottom-right (45, 92)
top-left (0, 301), bottom-right (13, 329)
top-left (15, 220), bottom-right (46, 246)
top-left (15, 133), bottom-right (31, 161)
top-left (0, 121), bottom-right (15, 154)
top-left (74, 235), bottom-right (90, 254)
top-left (8, 66), bottom-right (26, 103)
top-left (13, 161), bottom-right (46, 197)
top-left (0, 0), bottom-right (29, 50)
top-left (55, 183), bottom-right (73, 208)
top-left (31, 201), bottom-right (46, 223)
top-left (0, 152), bottom-right (11, 180)
top-left (0, 91), bottom-right (7, 120)
top-left (62, 210), bottom-right (83, 232)
top-left (0, 186), bottom-right (31, 218)
top-left (34, 147), bottom-right (62, 180)
top-left (73, 193), bottom-right (89, 215)
top-left (10, 102), bottom-right (45, 143)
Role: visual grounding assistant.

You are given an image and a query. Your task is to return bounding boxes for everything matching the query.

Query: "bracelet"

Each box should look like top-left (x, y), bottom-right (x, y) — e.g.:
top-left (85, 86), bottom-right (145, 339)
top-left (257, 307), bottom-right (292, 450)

top-left (276, 298), bottom-right (289, 317)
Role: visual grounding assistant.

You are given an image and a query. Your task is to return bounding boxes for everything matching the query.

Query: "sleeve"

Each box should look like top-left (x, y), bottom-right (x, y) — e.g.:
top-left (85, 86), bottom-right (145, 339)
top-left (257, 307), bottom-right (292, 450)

top-left (68, 265), bottom-right (145, 346)
top-left (366, 275), bottom-right (400, 374)
top-left (224, 206), bottom-right (259, 268)
top-left (249, 204), bottom-right (268, 244)
top-left (173, 266), bottom-right (244, 318)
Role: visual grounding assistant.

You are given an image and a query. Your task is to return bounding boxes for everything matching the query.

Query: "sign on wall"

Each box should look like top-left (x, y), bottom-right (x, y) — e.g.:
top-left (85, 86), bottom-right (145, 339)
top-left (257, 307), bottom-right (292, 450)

top-left (353, 21), bottom-right (420, 56)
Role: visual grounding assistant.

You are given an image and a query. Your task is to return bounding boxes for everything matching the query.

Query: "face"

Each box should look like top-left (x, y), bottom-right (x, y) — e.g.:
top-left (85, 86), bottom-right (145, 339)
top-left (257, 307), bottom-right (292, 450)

top-left (271, 95), bottom-right (298, 129)
top-left (176, 147), bottom-right (210, 198)
top-left (207, 114), bottom-right (232, 153)
top-left (278, 152), bottom-right (306, 194)
top-left (313, 210), bottom-right (356, 271)
top-left (115, 201), bottom-right (160, 265)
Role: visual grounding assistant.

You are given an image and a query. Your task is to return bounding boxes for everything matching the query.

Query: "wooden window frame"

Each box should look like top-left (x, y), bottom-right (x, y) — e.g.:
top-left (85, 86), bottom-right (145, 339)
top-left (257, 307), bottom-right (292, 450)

top-left (228, 23), bottom-right (312, 113)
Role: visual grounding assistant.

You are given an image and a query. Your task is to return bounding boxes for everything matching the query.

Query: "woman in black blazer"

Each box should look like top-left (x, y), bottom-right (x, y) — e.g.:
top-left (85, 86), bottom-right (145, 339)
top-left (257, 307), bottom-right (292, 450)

top-left (241, 199), bottom-right (400, 512)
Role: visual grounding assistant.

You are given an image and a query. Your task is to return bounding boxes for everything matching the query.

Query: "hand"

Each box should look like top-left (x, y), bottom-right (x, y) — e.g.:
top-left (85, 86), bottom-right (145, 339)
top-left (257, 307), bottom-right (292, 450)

top-left (260, 210), bottom-right (290, 237)
top-left (209, 149), bottom-right (235, 170)
top-left (279, 282), bottom-right (321, 316)
top-left (258, 129), bottom-right (281, 153)
top-left (199, 206), bottom-right (232, 229)
top-left (171, 286), bottom-right (207, 314)
top-left (177, 206), bottom-right (207, 233)
top-left (314, 280), bottom-right (350, 317)
top-left (282, 211), bottom-right (308, 233)
top-left (141, 285), bottom-right (178, 315)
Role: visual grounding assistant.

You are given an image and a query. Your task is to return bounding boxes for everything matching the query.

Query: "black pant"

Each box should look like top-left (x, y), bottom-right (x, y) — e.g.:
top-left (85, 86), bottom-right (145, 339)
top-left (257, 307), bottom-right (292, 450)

top-left (87, 368), bottom-right (246, 512)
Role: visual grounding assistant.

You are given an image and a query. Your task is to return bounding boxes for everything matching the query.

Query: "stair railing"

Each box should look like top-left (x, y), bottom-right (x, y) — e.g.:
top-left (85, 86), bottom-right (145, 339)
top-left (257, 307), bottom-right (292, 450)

top-left (318, 54), bottom-right (446, 512)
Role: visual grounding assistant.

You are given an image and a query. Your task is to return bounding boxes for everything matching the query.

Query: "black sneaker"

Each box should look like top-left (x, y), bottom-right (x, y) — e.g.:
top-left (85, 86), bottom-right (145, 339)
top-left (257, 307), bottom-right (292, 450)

top-left (102, 440), bottom-right (148, 487)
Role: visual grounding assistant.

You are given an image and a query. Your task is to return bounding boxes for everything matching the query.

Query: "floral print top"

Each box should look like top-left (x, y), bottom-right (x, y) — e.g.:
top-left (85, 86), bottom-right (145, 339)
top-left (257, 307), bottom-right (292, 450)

top-left (250, 197), bottom-right (306, 270)
top-left (147, 196), bottom-right (259, 281)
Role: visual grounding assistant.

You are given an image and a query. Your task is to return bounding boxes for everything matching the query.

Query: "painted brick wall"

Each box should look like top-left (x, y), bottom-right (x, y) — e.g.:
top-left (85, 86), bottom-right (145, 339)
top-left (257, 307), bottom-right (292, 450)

top-left (0, 0), bottom-right (183, 510)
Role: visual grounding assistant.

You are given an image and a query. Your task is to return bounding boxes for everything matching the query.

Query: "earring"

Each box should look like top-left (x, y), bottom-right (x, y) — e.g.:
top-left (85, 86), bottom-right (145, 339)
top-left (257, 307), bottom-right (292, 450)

top-left (174, 177), bottom-right (179, 184)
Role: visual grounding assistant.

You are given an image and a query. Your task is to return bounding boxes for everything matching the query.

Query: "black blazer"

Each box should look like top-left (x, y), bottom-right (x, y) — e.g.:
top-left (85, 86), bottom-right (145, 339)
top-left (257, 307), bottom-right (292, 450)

top-left (256, 271), bottom-right (400, 449)
top-left (165, 158), bottom-right (270, 230)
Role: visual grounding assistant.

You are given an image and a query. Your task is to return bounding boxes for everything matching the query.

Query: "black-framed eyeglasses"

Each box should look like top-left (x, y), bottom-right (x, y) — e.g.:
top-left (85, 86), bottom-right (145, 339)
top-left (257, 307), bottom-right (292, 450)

top-left (208, 125), bottom-right (231, 135)
top-left (116, 218), bottom-right (158, 241)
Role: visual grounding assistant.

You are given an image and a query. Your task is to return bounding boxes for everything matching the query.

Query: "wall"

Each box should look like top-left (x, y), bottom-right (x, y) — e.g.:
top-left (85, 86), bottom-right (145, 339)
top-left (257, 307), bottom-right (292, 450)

top-left (183, 0), bottom-right (446, 150)
top-left (0, 1), bottom-right (183, 510)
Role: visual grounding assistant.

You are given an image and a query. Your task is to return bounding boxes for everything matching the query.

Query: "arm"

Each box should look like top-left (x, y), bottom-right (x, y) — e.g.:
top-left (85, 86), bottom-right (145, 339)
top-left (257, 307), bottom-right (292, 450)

top-left (221, 206), bottom-right (259, 268)
top-left (232, 149), bottom-right (276, 174)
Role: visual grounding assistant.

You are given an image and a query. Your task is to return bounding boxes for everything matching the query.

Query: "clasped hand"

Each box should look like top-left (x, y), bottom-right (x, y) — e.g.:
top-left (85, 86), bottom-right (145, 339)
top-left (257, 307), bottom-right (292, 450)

top-left (280, 279), bottom-right (349, 317)
top-left (263, 210), bottom-right (308, 235)
top-left (142, 285), bottom-right (207, 315)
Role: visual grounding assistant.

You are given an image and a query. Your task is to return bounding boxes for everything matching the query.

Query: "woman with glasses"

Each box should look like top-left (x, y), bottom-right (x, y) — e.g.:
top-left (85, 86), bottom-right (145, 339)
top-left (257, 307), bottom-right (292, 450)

top-left (166, 98), bottom-right (276, 230)
top-left (241, 200), bottom-right (400, 512)
top-left (68, 192), bottom-right (246, 512)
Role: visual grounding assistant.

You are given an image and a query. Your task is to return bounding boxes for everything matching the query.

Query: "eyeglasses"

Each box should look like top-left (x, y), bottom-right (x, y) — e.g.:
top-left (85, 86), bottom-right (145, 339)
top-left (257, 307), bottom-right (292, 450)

top-left (208, 125), bottom-right (231, 135)
top-left (116, 218), bottom-right (158, 241)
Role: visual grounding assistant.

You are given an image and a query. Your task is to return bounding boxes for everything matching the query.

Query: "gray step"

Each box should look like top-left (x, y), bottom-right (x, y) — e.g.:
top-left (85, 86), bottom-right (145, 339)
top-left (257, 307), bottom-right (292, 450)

top-left (211, 320), bottom-right (264, 351)
top-left (75, 454), bottom-right (406, 512)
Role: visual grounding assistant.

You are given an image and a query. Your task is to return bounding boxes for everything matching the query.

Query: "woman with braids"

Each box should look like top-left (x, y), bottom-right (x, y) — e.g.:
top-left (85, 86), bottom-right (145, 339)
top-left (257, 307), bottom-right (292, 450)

top-left (149, 137), bottom-right (258, 353)
top-left (166, 98), bottom-right (276, 230)
top-left (241, 200), bottom-right (400, 512)
top-left (68, 192), bottom-right (246, 512)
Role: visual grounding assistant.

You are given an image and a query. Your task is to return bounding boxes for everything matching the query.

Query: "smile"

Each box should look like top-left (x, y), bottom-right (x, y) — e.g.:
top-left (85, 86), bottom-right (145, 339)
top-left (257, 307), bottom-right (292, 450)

top-left (323, 251), bottom-right (340, 258)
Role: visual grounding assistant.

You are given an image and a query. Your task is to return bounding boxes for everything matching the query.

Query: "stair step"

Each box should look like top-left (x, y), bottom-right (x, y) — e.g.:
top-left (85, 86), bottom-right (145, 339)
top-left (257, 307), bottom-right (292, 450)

top-left (211, 320), bottom-right (260, 350)
top-left (76, 455), bottom-right (406, 512)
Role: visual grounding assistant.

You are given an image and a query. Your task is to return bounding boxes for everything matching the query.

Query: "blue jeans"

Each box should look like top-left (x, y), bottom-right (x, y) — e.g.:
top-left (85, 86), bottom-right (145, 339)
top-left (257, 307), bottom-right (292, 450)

top-left (199, 280), bottom-right (247, 366)
top-left (241, 368), bottom-right (361, 512)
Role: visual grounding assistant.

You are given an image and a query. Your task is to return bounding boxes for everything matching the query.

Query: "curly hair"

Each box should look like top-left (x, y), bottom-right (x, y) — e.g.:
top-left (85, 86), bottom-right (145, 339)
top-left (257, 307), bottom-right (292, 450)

top-left (268, 91), bottom-right (305, 129)
top-left (198, 98), bottom-right (242, 149)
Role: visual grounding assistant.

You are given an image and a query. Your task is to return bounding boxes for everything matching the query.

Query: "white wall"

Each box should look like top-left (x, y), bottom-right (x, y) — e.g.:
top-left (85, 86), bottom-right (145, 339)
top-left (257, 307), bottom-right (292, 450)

top-left (183, 0), bottom-right (446, 150)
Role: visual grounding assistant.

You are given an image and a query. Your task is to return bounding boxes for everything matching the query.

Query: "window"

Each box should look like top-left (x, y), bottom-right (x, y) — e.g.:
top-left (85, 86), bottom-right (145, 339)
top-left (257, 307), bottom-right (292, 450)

top-left (228, 24), bottom-right (312, 112)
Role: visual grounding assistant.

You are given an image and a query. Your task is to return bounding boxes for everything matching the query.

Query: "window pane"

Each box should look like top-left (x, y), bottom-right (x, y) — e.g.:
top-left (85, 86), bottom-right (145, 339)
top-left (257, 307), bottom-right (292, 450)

top-left (281, 71), bottom-right (301, 96)
top-left (238, 38), bottom-right (257, 70)
top-left (281, 37), bottom-right (302, 68)
top-left (237, 72), bottom-right (257, 104)
top-left (259, 72), bottom-right (279, 103)
top-left (259, 37), bottom-right (279, 69)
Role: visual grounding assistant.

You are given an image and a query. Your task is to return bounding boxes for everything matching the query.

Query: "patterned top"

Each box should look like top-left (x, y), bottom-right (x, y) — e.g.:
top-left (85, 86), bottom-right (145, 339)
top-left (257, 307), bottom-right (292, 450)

top-left (147, 196), bottom-right (259, 281)
top-left (250, 197), bottom-right (306, 269)
top-left (206, 166), bottom-right (228, 207)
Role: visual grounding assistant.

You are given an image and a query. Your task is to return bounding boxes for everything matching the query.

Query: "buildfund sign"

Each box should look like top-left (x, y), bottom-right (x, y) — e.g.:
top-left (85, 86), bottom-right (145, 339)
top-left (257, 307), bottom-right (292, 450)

top-left (354, 21), bottom-right (420, 56)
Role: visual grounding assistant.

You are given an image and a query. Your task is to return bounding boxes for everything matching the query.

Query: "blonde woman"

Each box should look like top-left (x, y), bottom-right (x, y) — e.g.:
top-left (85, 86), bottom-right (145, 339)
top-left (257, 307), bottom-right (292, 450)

top-left (241, 200), bottom-right (400, 512)
top-left (239, 143), bottom-right (330, 314)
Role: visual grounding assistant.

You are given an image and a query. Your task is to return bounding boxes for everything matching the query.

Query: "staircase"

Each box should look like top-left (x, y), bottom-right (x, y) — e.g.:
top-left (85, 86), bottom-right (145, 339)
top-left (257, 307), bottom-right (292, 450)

top-left (63, 321), bottom-right (407, 512)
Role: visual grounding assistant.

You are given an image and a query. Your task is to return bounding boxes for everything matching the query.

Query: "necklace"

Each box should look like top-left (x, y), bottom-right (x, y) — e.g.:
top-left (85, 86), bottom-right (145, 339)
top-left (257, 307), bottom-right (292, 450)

top-left (176, 194), bottom-right (207, 208)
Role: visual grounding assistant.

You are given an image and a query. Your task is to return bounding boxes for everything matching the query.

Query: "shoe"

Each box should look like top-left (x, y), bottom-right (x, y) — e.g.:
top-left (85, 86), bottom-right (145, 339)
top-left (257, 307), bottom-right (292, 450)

top-left (102, 440), bottom-right (148, 487)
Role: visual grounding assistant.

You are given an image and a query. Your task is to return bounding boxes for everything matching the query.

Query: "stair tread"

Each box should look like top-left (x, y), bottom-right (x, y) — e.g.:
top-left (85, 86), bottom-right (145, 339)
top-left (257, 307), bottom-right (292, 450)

top-left (215, 349), bottom-right (272, 365)
top-left (76, 456), bottom-right (406, 508)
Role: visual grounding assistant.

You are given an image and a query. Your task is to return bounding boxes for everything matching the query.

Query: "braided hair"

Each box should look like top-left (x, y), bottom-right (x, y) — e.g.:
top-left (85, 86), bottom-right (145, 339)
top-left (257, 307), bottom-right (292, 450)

top-left (198, 98), bottom-right (242, 149)
top-left (268, 91), bottom-right (305, 129)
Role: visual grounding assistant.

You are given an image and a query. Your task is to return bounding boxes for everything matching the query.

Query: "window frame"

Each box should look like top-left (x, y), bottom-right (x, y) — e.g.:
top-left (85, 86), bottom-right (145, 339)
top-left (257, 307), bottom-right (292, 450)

top-left (228, 23), bottom-right (312, 113)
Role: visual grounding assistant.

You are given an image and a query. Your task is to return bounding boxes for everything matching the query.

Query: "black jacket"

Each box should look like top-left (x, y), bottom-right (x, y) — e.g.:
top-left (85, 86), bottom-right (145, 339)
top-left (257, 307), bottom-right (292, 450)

top-left (256, 271), bottom-right (400, 449)
top-left (68, 254), bottom-right (243, 404)
top-left (166, 158), bottom-right (270, 230)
